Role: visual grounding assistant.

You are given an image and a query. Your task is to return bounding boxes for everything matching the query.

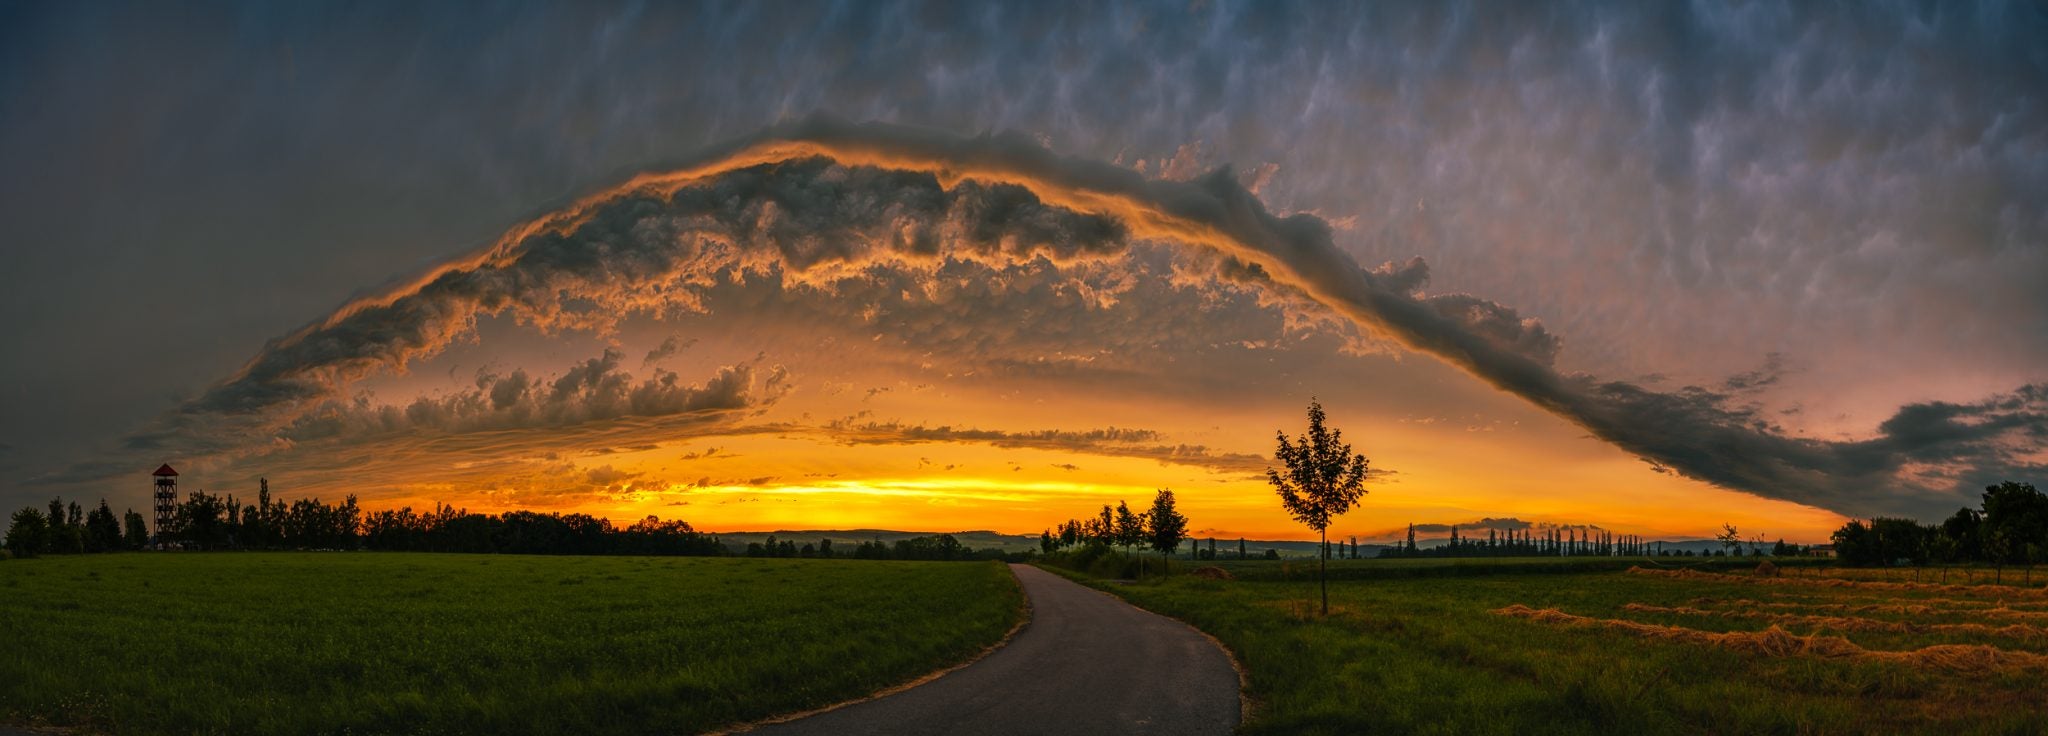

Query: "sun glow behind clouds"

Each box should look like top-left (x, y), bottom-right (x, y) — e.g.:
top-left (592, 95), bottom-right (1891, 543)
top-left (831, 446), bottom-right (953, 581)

top-left (284, 337), bottom-right (1850, 542)
top-left (85, 120), bottom-right (2041, 543)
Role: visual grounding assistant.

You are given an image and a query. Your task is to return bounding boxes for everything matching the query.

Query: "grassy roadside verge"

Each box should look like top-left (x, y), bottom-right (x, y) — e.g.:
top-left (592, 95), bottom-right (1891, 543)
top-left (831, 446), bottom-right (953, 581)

top-left (2, 553), bottom-right (1022, 735)
top-left (1041, 560), bottom-right (2048, 735)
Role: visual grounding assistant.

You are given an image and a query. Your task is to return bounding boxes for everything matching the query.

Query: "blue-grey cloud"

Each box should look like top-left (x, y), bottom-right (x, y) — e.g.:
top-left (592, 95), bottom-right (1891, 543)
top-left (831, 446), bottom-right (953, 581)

top-left (68, 118), bottom-right (2041, 519)
top-left (4, 2), bottom-right (2044, 518)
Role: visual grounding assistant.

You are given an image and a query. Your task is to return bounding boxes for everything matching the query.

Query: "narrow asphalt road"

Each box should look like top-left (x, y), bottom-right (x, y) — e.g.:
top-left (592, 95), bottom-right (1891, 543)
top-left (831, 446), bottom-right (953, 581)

top-left (746, 563), bottom-right (1240, 736)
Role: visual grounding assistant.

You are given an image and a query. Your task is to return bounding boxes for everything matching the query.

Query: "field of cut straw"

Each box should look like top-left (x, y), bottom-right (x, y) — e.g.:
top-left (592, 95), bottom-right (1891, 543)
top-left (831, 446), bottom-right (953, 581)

top-left (1051, 559), bottom-right (2048, 735)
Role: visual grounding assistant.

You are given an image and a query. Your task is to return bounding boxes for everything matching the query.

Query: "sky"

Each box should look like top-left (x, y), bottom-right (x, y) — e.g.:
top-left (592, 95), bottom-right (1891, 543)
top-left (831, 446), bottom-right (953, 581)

top-left (2, 1), bottom-right (2044, 543)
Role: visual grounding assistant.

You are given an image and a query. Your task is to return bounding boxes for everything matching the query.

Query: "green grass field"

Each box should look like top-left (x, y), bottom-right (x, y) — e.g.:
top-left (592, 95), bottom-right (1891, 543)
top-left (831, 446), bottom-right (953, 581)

top-left (0, 553), bottom-right (1022, 735)
top-left (1051, 559), bottom-right (2048, 735)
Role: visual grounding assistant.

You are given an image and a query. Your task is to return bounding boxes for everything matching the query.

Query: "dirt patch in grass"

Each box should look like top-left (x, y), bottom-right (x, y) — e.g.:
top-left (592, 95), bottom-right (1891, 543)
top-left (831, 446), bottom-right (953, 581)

top-left (1493, 604), bottom-right (2048, 672)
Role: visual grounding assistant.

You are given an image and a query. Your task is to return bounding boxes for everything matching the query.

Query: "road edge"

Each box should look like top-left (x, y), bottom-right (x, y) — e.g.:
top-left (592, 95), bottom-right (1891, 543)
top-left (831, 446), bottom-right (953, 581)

top-left (707, 561), bottom-right (1035, 735)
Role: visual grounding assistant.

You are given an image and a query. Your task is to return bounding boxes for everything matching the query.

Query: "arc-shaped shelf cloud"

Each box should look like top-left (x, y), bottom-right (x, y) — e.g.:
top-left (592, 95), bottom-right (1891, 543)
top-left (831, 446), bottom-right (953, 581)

top-left (134, 116), bottom-right (2044, 519)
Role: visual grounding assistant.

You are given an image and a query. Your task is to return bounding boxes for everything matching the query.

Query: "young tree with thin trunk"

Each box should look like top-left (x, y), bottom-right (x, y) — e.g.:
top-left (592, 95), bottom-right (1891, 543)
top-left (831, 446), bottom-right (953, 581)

top-left (1267, 399), bottom-right (1370, 616)
top-left (1113, 501), bottom-right (1148, 574)
top-left (1716, 523), bottom-right (1741, 557)
top-left (1148, 489), bottom-right (1189, 577)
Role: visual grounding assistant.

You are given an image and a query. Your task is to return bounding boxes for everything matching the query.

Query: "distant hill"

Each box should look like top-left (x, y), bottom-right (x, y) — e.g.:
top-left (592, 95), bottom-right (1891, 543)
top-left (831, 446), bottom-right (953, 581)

top-left (707, 529), bottom-right (1395, 558)
top-left (701, 529), bottom-right (1758, 559)
top-left (707, 529), bottom-right (1043, 553)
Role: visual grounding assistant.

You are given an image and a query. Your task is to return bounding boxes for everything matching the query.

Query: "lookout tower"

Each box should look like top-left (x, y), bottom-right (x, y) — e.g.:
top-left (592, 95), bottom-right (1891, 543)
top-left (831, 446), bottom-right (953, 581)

top-left (152, 464), bottom-right (178, 542)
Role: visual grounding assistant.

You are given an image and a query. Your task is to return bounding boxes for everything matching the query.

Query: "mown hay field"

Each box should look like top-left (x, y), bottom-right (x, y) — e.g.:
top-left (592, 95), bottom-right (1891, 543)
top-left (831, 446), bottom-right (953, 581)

top-left (1055, 561), bottom-right (2048, 735)
top-left (0, 553), bottom-right (1022, 735)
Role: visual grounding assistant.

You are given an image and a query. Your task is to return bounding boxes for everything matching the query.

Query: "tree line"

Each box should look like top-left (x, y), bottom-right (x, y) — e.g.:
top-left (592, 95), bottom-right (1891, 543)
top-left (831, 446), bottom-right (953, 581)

top-left (740, 533), bottom-right (1024, 561)
top-left (3, 479), bottom-right (1013, 561)
top-left (1041, 488), bottom-right (1191, 559)
top-left (1831, 480), bottom-right (2048, 581)
top-left (1039, 488), bottom-right (1191, 576)
top-left (1374, 524), bottom-right (1747, 558)
top-left (4, 498), bottom-right (149, 557)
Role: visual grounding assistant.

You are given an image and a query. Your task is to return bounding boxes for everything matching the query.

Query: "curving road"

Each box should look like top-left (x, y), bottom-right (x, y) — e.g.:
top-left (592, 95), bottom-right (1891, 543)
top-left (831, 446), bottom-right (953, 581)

top-left (745, 563), bottom-right (1240, 736)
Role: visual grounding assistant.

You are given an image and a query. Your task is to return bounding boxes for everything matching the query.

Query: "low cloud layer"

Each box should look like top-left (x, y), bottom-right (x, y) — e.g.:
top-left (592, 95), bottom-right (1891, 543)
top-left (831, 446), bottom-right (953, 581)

top-left (821, 420), bottom-right (1269, 475)
top-left (279, 348), bottom-right (782, 444)
top-left (86, 119), bottom-right (2043, 519)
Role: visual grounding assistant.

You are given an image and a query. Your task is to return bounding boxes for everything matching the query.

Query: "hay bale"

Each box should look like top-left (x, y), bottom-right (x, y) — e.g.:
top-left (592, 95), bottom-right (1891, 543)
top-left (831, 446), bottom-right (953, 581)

top-left (1754, 560), bottom-right (1781, 577)
top-left (1191, 566), bottom-right (1234, 581)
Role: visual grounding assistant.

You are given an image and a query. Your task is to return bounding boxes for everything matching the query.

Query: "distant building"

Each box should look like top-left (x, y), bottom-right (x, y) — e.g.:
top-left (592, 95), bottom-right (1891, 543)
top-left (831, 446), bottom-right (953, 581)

top-left (1806, 544), bottom-right (1836, 558)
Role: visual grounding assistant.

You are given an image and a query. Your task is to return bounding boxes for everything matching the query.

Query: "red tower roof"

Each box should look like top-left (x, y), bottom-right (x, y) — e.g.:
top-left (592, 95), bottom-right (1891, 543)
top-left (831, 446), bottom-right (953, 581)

top-left (153, 463), bottom-right (178, 477)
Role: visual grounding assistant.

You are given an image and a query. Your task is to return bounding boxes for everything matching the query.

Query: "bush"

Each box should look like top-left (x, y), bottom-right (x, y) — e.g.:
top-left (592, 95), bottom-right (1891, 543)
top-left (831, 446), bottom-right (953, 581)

top-left (1043, 543), bottom-right (1152, 579)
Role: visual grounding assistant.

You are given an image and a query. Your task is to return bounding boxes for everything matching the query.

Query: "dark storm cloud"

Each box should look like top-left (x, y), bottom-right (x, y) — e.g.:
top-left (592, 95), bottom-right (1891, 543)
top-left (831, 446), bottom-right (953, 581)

top-left (179, 156), bottom-right (1127, 422)
top-left (5, 2), bottom-right (2045, 519)
top-left (93, 118), bottom-right (2041, 518)
top-left (276, 348), bottom-right (784, 444)
top-left (1577, 381), bottom-right (2048, 514)
top-left (642, 336), bottom-right (697, 366)
top-left (45, 348), bottom-right (790, 490)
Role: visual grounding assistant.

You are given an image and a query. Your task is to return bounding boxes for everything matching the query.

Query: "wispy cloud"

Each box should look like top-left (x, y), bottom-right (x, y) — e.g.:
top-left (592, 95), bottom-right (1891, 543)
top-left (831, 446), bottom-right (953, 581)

top-left (819, 419), bottom-right (1268, 475)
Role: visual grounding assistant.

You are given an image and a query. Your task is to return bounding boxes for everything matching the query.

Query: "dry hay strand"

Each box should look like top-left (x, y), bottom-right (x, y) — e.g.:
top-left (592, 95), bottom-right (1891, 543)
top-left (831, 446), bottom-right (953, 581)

top-left (1625, 602), bottom-right (2048, 639)
top-left (1975, 608), bottom-right (2048, 622)
top-left (1684, 596), bottom-right (2048, 623)
top-left (1260, 598), bottom-right (1361, 621)
top-left (1627, 602), bottom-right (1913, 632)
top-left (1492, 604), bottom-right (2048, 672)
top-left (1493, 604), bottom-right (1582, 625)
top-left (1627, 566), bottom-right (2048, 599)
top-left (1190, 566), bottom-right (1235, 581)
top-left (1689, 597), bottom-right (1940, 616)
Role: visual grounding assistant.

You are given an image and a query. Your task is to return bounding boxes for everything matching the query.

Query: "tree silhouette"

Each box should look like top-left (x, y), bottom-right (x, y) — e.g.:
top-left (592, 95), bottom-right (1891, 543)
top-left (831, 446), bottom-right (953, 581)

top-left (1982, 481), bottom-right (2047, 568)
top-left (6, 507), bottom-right (46, 558)
top-left (1113, 501), bottom-right (1146, 555)
top-left (1147, 489), bottom-right (1189, 577)
top-left (121, 509), bottom-right (147, 550)
top-left (45, 498), bottom-right (81, 554)
top-left (1266, 399), bottom-right (1369, 615)
top-left (1715, 523), bottom-right (1740, 556)
top-left (84, 500), bottom-right (122, 553)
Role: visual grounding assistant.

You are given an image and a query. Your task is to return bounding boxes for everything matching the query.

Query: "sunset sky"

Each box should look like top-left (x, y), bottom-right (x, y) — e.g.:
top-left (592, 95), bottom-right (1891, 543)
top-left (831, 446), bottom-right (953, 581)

top-left (3, 2), bottom-right (2044, 543)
